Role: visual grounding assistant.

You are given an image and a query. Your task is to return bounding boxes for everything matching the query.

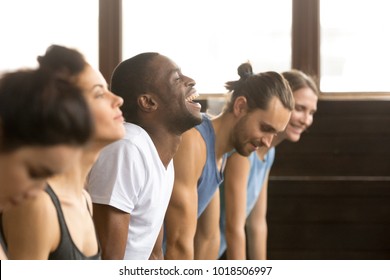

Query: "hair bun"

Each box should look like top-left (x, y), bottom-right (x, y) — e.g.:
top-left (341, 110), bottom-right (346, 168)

top-left (237, 62), bottom-right (253, 80)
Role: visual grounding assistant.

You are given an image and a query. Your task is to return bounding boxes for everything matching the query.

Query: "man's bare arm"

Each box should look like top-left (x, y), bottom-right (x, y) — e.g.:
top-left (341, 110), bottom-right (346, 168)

top-left (93, 203), bottom-right (130, 260)
top-left (164, 129), bottom-right (206, 259)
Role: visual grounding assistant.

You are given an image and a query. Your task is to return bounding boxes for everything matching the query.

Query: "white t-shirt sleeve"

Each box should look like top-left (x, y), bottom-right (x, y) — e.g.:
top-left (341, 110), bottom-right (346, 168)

top-left (86, 139), bottom-right (146, 214)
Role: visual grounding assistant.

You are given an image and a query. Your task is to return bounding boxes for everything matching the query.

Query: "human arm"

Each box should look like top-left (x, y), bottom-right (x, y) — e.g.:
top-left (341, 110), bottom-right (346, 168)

top-left (92, 203), bottom-right (130, 259)
top-left (92, 202), bottom-right (130, 259)
top-left (0, 245), bottom-right (7, 260)
top-left (194, 188), bottom-right (221, 259)
top-left (246, 170), bottom-right (270, 260)
top-left (149, 226), bottom-right (164, 260)
top-left (87, 138), bottom-right (143, 260)
top-left (2, 191), bottom-right (59, 259)
top-left (164, 128), bottom-right (206, 259)
top-left (223, 153), bottom-right (251, 259)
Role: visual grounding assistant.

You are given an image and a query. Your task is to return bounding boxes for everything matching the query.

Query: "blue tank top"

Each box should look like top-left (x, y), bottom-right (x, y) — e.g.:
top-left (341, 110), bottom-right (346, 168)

top-left (218, 147), bottom-right (275, 257)
top-left (196, 114), bottom-right (226, 217)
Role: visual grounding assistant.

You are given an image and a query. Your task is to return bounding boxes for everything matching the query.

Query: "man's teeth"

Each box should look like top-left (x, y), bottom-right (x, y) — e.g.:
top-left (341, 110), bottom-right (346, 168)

top-left (186, 92), bottom-right (199, 102)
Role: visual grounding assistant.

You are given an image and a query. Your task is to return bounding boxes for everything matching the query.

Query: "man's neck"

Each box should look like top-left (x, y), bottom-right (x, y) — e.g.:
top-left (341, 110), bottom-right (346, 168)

top-left (146, 127), bottom-right (182, 169)
top-left (211, 113), bottom-right (236, 160)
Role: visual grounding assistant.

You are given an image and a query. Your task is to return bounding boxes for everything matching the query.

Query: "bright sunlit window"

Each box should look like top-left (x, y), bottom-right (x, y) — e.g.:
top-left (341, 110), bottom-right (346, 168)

top-left (122, 0), bottom-right (291, 94)
top-left (321, 0), bottom-right (390, 92)
top-left (0, 0), bottom-right (98, 74)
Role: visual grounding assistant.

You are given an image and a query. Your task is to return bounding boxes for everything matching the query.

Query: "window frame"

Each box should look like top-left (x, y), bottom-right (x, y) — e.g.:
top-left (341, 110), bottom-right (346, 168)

top-left (98, 0), bottom-right (390, 100)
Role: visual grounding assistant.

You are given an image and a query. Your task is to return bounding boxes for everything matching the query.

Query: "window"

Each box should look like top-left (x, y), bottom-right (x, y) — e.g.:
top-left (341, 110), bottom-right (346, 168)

top-left (320, 0), bottom-right (390, 92)
top-left (0, 0), bottom-right (98, 74)
top-left (3, 1), bottom-right (388, 97)
top-left (122, 0), bottom-right (291, 94)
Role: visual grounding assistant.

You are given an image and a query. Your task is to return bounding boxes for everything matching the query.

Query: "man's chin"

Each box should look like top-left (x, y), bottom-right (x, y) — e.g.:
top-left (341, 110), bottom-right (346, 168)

top-left (235, 148), bottom-right (252, 157)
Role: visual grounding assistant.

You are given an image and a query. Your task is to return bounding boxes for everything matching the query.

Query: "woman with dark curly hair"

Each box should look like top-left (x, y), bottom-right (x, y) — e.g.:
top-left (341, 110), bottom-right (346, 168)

top-left (1, 45), bottom-right (125, 260)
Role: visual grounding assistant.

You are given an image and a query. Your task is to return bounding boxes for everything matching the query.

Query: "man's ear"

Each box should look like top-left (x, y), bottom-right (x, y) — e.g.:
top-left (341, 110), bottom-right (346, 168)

top-left (138, 94), bottom-right (158, 112)
top-left (232, 96), bottom-right (248, 117)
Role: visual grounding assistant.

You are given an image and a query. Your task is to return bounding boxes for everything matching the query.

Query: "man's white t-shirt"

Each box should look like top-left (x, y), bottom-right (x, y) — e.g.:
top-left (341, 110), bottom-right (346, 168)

top-left (86, 122), bottom-right (174, 260)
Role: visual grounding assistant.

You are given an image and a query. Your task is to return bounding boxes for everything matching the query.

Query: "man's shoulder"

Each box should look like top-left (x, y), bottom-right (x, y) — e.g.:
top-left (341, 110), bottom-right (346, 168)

top-left (96, 124), bottom-right (144, 159)
top-left (182, 126), bottom-right (204, 143)
top-left (177, 127), bottom-right (207, 164)
top-left (123, 122), bottom-right (145, 139)
top-left (122, 123), bottom-right (154, 146)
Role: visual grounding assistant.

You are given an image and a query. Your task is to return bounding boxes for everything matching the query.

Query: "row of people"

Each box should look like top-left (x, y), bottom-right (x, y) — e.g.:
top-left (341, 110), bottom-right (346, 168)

top-left (219, 67), bottom-right (318, 259)
top-left (0, 45), bottom-right (94, 259)
top-left (1, 45), bottom-right (124, 259)
top-left (0, 44), bottom-right (317, 260)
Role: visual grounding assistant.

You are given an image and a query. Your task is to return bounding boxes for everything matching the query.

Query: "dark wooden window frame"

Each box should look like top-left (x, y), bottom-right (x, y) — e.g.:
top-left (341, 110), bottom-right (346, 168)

top-left (99, 0), bottom-right (121, 83)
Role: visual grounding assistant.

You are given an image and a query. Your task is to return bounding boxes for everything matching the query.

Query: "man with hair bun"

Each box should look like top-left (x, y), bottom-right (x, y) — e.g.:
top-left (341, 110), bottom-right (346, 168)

top-left (164, 62), bottom-right (294, 259)
top-left (219, 69), bottom-right (319, 260)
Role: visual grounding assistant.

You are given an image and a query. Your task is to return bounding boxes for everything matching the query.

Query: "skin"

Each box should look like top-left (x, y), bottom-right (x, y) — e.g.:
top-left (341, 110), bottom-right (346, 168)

top-left (2, 64), bottom-right (125, 259)
top-left (0, 246), bottom-right (6, 260)
top-left (275, 87), bottom-right (318, 144)
top-left (80, 65), bottom-right (125, 145)
top-left (223, 151), bottom-right (270, 259)
top-left (223, 151), bottom-right (252, 260)
top-left (223, 86), bottom-right (318, 260)
top-left (164, 95), bottom-right (291, 259)
top-left (92, 54), bottom-right (202, 260)
top-left (0, 145), bottom-right (82, 212)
